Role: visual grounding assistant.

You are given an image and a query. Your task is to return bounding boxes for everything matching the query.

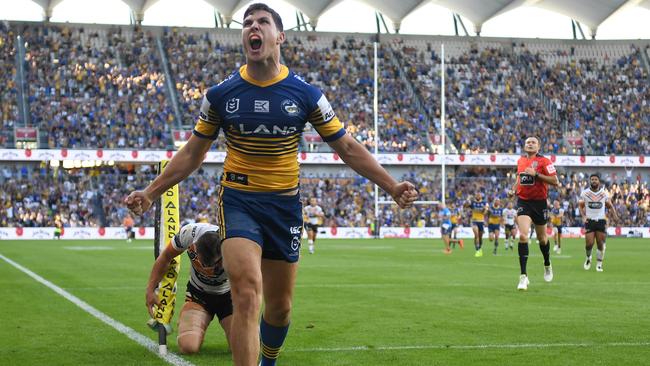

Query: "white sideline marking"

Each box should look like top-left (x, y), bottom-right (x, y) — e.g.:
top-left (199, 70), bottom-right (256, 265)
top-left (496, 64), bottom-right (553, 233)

top-left (0, 253), bottom-right (196, 366)
top-left (289, 341), bottom-right (650, 353)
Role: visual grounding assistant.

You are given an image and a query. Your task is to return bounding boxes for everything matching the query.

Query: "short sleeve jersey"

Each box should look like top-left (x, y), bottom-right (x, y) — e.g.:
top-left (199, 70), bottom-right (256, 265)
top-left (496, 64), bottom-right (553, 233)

top-left (579, 188), bottom-right (609, 220)
top-left (171, 223), bottom-right (229, 295)
top-left (488, 205), bottom-right (504, 225)
top-left (471, 199), bottom-right (487, 222)
top-left (193, 65), bottom-right (346, 193)
top-left (516, 154), bottom-right (556, 200)
top-left (305, 204), bottom-right (324, 225)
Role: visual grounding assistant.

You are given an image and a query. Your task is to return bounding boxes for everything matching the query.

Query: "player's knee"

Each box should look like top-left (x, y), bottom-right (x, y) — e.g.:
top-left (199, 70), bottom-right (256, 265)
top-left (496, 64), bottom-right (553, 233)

top-left (231, 286), bottom-right (262, 316)
top-left (264, 298), bottom-right (292, 325)
top-left (177, 337), bottom-right (202, 354)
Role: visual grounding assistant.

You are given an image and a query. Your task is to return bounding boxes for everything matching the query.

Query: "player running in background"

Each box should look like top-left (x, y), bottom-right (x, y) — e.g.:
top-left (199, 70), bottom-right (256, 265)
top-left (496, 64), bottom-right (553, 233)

top-left (146, 222), bottom-right (232, 354)
top-left (125, 4), bottom-right (417, 365)
top-left (578, 174), bottom-right (619, 272)
top-left (304, 197), bottom-right (324, 254)
top-left (123, 213), bottom-right (135, 242)
top-left (487, 198), bottom-right (504, 255)
top-left (53, 215), bottom-right (63, 240)
top-left (449, 202), bottom-right (463, 249)
top-left (549, 200), bottom-right (565, 254)
top-left (466, 192), bottom-right (488, 257)
top-left (502, 201), bottom-right (517, 250)
top-left (511, 136), bottom-right (559, 291)
top-left (438, 202), bottom-right (463, 254)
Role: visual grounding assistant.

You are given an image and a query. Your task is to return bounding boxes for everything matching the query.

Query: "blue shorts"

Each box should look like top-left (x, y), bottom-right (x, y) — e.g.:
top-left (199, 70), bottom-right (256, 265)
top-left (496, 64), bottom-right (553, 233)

top-left (217, 186), bottom-right (303, 263)
top-left (441, 222), bottom-right (452, 236)
top-left (488, 224), bottom-right (501, 233)
top-left (472, 221), bottom-right (484, 232)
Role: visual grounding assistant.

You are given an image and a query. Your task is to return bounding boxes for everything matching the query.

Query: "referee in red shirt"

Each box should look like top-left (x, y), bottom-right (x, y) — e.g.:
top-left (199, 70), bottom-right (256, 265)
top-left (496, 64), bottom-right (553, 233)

top-left (511, 137), bottom-right (559, 291)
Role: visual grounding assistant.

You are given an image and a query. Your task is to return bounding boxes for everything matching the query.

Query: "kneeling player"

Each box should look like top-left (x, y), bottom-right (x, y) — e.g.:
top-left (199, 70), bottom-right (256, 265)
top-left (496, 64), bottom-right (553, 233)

top-left (578, 174), bottom-right (619, 272)
top-left (146, 222), bottom-right (232, 354)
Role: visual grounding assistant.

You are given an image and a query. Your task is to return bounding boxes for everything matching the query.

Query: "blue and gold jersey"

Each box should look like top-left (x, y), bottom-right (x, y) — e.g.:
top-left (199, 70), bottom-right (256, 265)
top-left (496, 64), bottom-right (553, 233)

top-left (550, 207), bottom-right (564, 226)
top-left (488, 205), bottom-right (503, 225)
top-left (193, 65), bottom-right (346, 192)
top-left (470, 200), bottom-right (487, 222)
top-left (450, 208), bottom-right (460, 224)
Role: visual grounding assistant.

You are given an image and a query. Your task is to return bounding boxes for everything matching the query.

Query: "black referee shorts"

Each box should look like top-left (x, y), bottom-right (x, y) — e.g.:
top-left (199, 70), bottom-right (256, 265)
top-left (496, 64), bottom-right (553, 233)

top-left (516, 199), bottom-right (549, 226)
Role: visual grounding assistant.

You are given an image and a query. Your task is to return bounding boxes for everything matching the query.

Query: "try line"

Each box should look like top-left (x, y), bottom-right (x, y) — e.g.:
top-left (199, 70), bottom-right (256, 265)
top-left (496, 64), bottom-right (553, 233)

top-left (0, 253), bottom-right (196, 366)
top-left (289, 341), bottom-right (650, 353)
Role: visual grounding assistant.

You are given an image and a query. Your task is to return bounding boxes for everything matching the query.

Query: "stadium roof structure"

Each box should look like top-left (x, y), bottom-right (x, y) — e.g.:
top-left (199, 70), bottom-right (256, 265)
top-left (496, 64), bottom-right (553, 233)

top-left (29, 0), bottom-right (650, 37)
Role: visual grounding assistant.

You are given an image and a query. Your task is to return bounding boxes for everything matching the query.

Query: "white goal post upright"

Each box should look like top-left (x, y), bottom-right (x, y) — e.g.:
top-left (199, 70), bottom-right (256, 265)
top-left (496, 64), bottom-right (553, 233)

top-left (441, 44), bottom-right (446, 206)
top-left (374, 41), bottom-right (379, 231)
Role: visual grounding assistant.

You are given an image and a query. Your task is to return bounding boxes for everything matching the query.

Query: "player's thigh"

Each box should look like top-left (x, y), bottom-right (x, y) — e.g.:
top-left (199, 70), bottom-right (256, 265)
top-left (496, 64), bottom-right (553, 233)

top-left (585, 231), bottom-right (596, 246)
top-left (222, 238), bottom-right (263, 297)
top-left (261, 258), bottom-right (298, 324)
top-left (177, 301), bottom-right (212, 350)
top-left (595, 230), bottom-right (607, 243)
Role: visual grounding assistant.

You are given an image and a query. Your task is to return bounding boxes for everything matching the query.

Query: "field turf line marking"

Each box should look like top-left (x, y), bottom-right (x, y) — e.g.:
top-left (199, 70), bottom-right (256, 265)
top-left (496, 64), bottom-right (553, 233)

top-left (289, 341), bottom-right (650, 353)
top-left (0, 253), bottom-right (196, 366)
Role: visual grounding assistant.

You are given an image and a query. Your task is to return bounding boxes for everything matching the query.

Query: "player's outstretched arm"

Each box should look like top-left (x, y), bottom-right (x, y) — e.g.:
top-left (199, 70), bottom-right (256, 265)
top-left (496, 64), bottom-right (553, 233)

top-left (146, 243), bottom-right (185, 317)
top-left (327, 134), bottom-right (417, 208)
top-left (125, 135), bottom-right (213, 215)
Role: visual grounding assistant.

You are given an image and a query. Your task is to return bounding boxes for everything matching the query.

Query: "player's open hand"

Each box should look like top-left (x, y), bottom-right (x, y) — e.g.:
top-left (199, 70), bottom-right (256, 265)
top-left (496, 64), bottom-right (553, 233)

top-left (392, 181), bottom-right (418, 209)
top-left (146, 289), bottom-right (161, 318)
top-left (124, 191), bottom-right (153, 216)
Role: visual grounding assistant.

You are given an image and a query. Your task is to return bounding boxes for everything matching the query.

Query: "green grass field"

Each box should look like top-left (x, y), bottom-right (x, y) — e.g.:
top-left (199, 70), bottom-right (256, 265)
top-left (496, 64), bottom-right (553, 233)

top-left (1, 237), bottom-right (649, 365)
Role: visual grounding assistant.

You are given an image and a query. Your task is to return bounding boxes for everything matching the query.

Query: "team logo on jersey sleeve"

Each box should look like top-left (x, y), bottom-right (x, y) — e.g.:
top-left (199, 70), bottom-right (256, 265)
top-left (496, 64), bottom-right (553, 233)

top-left (226, 98), bottom-right (240, 113)
top-left (281, 99), bottom-right (300, 116)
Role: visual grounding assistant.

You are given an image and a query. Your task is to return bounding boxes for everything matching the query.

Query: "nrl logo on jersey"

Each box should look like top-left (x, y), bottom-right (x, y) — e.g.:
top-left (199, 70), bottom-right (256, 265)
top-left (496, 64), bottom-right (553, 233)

top-left (226, 98), bottom-right (240, 113)
top-left (238, 123), bottom-right (297, 136)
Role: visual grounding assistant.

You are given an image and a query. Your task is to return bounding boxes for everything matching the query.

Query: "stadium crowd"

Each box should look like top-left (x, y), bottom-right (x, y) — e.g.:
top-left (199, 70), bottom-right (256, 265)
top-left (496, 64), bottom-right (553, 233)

top-left (1, 22), bottom-right (18, 147)
top-left (20, 24), bottom-right (174, 149)
top-left (1, 165), bottom-right (647, 229)
top-left (2, 22), bottom-right (648, 155)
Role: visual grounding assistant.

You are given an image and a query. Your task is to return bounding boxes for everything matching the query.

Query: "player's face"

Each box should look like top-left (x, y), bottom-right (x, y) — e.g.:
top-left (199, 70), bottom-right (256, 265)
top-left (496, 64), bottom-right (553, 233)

top-left (242, 10), bottom-right (285, 62)
top-left (507, 202), bottom-right (513, 209)
top-left (309, 198), bottom-right (317, 206)
top-left (554, 201), bottom-right (560, 208)
top-left (524, 137), bottom-right (539, 154)
top-left (590, 176), bottom-right (600, 189)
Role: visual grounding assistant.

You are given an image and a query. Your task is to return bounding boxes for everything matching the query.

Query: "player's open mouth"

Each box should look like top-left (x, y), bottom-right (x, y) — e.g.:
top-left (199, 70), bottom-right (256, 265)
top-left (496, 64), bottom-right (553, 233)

top-left (249, 36), bottom-right (262, 50)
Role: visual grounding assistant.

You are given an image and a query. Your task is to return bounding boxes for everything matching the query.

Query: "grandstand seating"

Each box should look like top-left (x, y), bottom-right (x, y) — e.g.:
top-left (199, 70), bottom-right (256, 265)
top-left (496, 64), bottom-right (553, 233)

top-left (2, 21), bottom-right (648, 154)
top-left (21, 24), bottom-right (174, 149)
top-left (0, 22), bottom-right (18, 147)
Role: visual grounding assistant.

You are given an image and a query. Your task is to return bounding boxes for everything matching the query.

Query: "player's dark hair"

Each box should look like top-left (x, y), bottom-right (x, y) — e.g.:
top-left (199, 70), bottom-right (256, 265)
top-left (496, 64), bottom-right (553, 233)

top-left (244, 3), bottom-right (284, 32)
top-left (589, 173), bottom-right (600, 180)
top-left (195, 231), bottom-right (221, 266)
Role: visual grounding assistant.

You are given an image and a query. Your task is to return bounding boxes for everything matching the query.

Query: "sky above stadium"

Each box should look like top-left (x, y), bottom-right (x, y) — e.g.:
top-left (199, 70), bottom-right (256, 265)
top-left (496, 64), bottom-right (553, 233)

top-left (2, 0), bottom-right (650, 39)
